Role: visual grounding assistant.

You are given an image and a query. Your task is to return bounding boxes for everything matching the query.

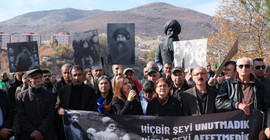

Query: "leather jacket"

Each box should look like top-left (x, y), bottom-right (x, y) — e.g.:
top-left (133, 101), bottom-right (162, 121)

top-left (215, 77), bottom-right (270, 127)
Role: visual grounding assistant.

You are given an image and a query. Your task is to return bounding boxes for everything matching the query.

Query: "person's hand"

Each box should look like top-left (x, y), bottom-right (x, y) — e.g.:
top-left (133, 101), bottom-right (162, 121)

top-left (58, 108), bottom-right (65, 115)
top-left (265, 128), bottom-right (270, 139)
top-left (127, 90), bottom-right (136, 101)
top-left (259, 129), bottom-right (266, 140)
top-left (30, 130), bottom-right (44, 140)
top-left (238, 103), bottom-right (250, 115)
top-left (216, 76), bottom-right (225, 84)
top-left (208, 77), bottom-right (216, 87)
top-left (0, 128), bottom-right (12, 138)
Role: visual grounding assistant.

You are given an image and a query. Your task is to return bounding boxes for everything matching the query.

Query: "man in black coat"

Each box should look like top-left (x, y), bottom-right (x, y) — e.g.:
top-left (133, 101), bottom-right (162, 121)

top-left (16, 69), bottom-right (55, 140)
top-left (56, 65), bottom-right (97, 115)
top-left (52, 63), bottom-right (72, 140)
top-left (0, 89), bottom-right (13, 139)
top-left (216, 58), bottom-right (270, 139)
top-left (55, 65), bottom-right (97, 140)
top-left (155, 19), bottom-right (181, 71)
top-left (182, 66), bottom-right (217, 116)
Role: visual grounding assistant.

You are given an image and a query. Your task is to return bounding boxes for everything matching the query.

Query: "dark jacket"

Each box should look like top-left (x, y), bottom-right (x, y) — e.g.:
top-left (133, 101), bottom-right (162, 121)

top-left (155, 43), bottom-right (173, 71)
top-left (55, 83), bottom-right (97, 111)
top-left (52, 77), bottom-right (69, 96)
top-left (0, 89), bottom-right (13, 130)
top-left (215, 77), bottom-right (270, 128)
top-left (5, 76), bottom-right (23, 109)
top-left (182, 86), bottom-right (217, 116)
top-left (111, 96), bottom-right (143, 115)
top-left (16, 86), bottom-right (55, 140)
top-left (146, 96), bottom-right (183, 116)
top-left (172, 80), bottom-right (192, 103)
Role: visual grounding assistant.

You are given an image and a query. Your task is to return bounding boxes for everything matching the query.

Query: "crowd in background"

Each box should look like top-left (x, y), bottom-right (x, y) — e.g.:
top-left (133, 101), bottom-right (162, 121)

top-left (1, 57), bottom-right (270, 139)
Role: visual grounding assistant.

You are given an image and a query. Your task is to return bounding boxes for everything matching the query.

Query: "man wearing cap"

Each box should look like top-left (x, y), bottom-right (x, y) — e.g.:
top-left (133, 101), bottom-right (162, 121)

top-left (110, 27), bottom-right (134, 64)
top-left (171, 67), bottom-right (192, 103)
top-left (147, 67), bottom-right (161, 83)
top-left (181, 66), bottom-right (217, 116)
top-left (123, 68), bottom-right (142, 94)
top-left (155, 19), bottom-right (181, 71)
top-left (16, 69), bottom-right (55, 140)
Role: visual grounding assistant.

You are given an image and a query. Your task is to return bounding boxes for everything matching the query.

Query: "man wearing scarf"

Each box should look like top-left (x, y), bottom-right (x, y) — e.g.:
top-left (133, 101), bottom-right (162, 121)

top-left (155, 19), bottom-right (181, 71)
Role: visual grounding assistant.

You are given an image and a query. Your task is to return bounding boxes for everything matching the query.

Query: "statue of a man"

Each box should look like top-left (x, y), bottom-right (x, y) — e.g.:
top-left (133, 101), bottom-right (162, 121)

top-left (155, 19), bottom-right (181, 71)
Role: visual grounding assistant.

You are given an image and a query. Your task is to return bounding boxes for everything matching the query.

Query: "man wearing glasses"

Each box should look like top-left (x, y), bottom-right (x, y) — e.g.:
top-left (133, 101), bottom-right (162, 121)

top-left (216, 57), bottom-right (270, 139)
top-left (253, 58), bottom-right (270, 93)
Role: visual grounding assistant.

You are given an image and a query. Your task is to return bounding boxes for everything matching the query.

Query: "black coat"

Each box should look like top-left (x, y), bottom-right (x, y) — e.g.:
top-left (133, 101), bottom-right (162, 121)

top-left (181, 86), bottom-right (217, 116)
top-left (155, 42), bottom-right (174, 71)
top-left (146, 96), bottom-right (183, 116)
top-left (5, 76), bottom-right (22, 109)
top-left (55, 83), bottom-right (97, 111)
top-left (216, 77), bottom-right (270, 128)
top-left (111, 96), bottom-right (143, 115)
top-left (16, 86), bottom-right (55, 140)
top-left (0, 89), bottom-right (13, 130)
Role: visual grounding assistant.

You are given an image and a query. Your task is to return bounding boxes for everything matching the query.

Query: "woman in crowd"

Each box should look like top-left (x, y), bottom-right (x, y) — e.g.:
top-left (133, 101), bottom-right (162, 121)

top-left (147, 78), bottom-right (183, 116)
top-left (139, 80), bottom-right (155, 115)
top-left (111, 76), bottom-right (143, 115)
top-left (97, 75), bottom-right (114, 114)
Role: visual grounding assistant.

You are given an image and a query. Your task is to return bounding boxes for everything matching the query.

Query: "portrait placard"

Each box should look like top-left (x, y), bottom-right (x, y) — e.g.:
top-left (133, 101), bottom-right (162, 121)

top-left (107, 23), bottom-right (135, 65)
top-left (174, 39), bottom-right (207, 69)
top-left (7, 41), bottom-right (40, 72)
top-left (72, 29), bottom-right (102, 70)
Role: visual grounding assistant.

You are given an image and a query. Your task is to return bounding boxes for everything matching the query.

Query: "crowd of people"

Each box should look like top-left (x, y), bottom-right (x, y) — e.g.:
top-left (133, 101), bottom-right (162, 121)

top-left (1, 19), bottom-right (270, 140)
top-left (0, 57), bottom-right (270, 139)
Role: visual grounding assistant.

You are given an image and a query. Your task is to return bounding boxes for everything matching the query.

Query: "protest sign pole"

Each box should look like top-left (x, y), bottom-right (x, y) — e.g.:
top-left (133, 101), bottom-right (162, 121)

top-left (214, 39), bottom-right (238, 79)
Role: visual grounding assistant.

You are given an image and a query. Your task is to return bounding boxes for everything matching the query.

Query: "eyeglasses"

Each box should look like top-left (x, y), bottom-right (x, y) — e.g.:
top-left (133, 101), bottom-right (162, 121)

top-left (255, 65), bottom-right (266, 70)
top-left (238, 64), bottom-right (250, 69)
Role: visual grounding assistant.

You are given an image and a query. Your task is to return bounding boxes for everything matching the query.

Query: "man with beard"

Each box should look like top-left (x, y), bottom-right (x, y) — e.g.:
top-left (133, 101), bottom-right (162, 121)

top-left (15, 47), bottom-right (36, 71)
top-left (110, 28), bottom-right (134, 64)
top-left (181, 66), bottom-right (217, 116)
top-left (42, 70), bottom-right (53, 92)
top-left (155, 19), bottom-right (181, 71)
top-left (16, 69), bottom-right (55, 140)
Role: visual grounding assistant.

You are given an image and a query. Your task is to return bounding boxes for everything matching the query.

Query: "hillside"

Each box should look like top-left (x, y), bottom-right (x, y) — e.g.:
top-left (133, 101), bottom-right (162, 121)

top-left (0, 2), bottom-right (213, 40)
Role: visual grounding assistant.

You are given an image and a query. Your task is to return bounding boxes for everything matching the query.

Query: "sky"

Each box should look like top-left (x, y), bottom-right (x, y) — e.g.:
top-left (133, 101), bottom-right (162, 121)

top-left (0, 0), bottom-right (217, 22)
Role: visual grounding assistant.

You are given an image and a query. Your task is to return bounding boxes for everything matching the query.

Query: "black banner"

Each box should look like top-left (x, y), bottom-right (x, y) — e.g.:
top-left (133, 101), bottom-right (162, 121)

top-left (63, 110), bottom-right (263, 140)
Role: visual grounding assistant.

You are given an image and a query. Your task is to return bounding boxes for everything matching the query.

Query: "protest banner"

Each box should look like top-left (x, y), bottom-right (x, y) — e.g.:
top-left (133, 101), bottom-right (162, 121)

top-left (173, 39), bottom-right (207, 70)
top-left (72, 29), bottom-right (102, 70)
top-left (63, 110), bottom-right (263, 140)
top-left (7, 41), bottom-right (40, 72)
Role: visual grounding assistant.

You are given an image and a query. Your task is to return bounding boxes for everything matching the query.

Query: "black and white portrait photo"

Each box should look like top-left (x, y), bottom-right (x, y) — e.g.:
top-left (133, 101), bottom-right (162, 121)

top-left (64, 110), bottom-right (131, 140)
top-left (72, 29), bottom-right (102, 70)
top-left (107, 23), bottom-right (135, 65)
top-left (173, 39), bottom-right (207, 70)
top-left (7, 41), bottom-right (40, 72)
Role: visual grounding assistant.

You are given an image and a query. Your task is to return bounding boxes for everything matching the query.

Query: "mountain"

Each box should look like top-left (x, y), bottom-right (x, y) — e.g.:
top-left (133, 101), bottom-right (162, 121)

top-left (0, 2), bottom-right (213, 40)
